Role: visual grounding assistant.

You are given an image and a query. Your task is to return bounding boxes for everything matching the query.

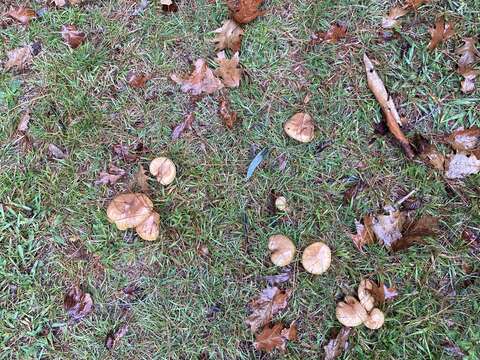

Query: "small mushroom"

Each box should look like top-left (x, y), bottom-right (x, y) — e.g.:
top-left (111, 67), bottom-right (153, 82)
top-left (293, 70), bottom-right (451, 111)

top-left (107, 193), bottom-right (153, 230)
top-left (335, 296), bottom-right (368, 327)
top-left (136, 211), bottom-right (160, 241)
top-left (363, 308), bottom-right (385, 330)
top-left (149, 157), bottom-right (176, 185)
top-left (275, 196), bottom-right (287, 211)
top-left (283, 112), bottom-right (315, 143)
top-left (358, 279), bottom-right (375, 312)
top-left (268, 234), bottom-right (296, 267)
top-left (301, 241), bottom-right (331, 274)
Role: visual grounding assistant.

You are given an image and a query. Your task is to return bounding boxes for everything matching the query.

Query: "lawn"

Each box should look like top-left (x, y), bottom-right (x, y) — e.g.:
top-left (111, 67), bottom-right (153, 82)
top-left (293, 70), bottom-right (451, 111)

top-left (1, 0), bottom-right (479, 358)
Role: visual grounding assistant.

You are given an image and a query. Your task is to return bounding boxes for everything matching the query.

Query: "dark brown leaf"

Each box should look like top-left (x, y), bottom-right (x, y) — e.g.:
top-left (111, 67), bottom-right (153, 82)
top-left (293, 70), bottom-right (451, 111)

top-left (324, 327), bottom-right (352, 360)
top-left (228, 0), bottom-right (265, 24)
top-left (161, 0), bottom-right (178, 12)
top-left (412, 134), bottom-right (445, 171)
top-left (427, 17), bottom-right (454, 51)
top-left (61, 25), bottom-right (86, 49)
top-left (392, 215), bottom-right (439, 251)
top-left (218, 97), bottom-right (238, 129)
top-left (254, 322), bottom-right (296, 352)
top-left (245, 287), bottom-right (291, 333)
top-left (7, 7), bottom-right (36, 25)
top-left (342, 181), bottom-right (366, 204)
top-left (127, 71), bottom-right (151, 88)
top-left (64, 286), bottom-right (94, 320)
top-left (311, 23), bottom-right (347, 45)
top-left (172, 111), bottom-right (195, 140)
top-left (134, 165), bottom-right (150, 192)
top-left (105, 323), bottom-right (129, 350)
top-left (95, 164), bottom-right (125, 186)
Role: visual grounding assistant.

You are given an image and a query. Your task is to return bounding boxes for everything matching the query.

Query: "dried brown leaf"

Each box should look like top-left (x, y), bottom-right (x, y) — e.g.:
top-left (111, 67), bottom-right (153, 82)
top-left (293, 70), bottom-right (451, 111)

top-left (127, 71), bottom-right (151, 88)
top-left (105, 323), bottom-right (129, 350)
top-left (135, 165), bottom-right (150, 192)
top-left (228, 0), bottom-right (265, 24)
top-left (215, 51), bottom-right (241, 88)
top-left (5, 46), bottom-right (33, 71)
top-left (162, 0), bottom-right (178, 12)
top-left (349, 216), bottom-right (375, 252)
top-left (364, 54), bottom-right (414, 158)
top-left (245, 287), bottom-right (291, 332)
top-left (404, 0), bottom-right (429, 9)
top-left (213, 20), bottom-right (244, 52)
top-left (254, 322), bottom-right (296, 352)
top-left (446, 127), bottom-right (480, 151)
top-left (371, 208), bottom-right (406, 248)
top-left (459, 68), bottom-right (478, 94)
top-left (342, 181), bottom-right (366, 204)
top-left (456, 38), bottom-right (479, 72)
top-left (95, 164), bottom-right (125, 186)
top-left (393, 215), bottom-right (439, 251)
top-left (218, 97), bottom-right (238, 129)
top-left (311, 23), bottom-right (347, 44)
top-left (61, 25), bottom-right (86, 49)
top-left (382, 7), bottom-right (409, 29)
top-left (427, 17), bottom-right (454, 51)
top-left (172, 111), bottom-right (195, 140)
top-left (7, 7), bottom-right (36, 25)
top-left (445, 152), bottom-right (480, 179)
top-left (171, 59), bottom-right (223, 95)
top-left (48, 143), bottom-right (67, 159)
top-left (324, 327), bottom-right (352, 360)
top-left (412, 134), bottom-right (445, 171)
top-left (64, 286), bottom-right (94, 320)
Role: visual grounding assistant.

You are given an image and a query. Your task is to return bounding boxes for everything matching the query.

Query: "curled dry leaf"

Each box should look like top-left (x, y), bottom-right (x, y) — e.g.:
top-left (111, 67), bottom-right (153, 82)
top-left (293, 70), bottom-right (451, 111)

top-left (284, 112), bottom-right (315, 143)
top-left (254, 322), bottom-right (297, 352)
top-left (445, 152), bottom-right (480, 179)
top-left (382, 7), bottom-right (409, 29)
top-left (371, 208), bottom-right (406, 248)
top-left (64, 286), bottom-right (94, 320)
top-left (349, 216), bottom-right (375, 252)
top-left (215, 51), bottom-right (241, 88)
top-left (245, 286), bottom-right (291, 332)
top-left (105, 323), bottom-right (129, 350)
top-left (383, 284), bottom-right (399, 300)
top-left (363, 54), bottom-right (414, 159)
top-left (412, 134), bottom-right (445, 171)
top-left (427, 17), bottom-right (454, 51)
top-left (262, 268), bottom-right (292, 286)
top-left (311, 23), bottom-right (347, 44)
top-left (106, 193), bottom-right (153, 230)
top-left (171, 58), bottom-right (223, 95)
top-left (363, 308), bottom-right (385, 329)
top-left (342, 180), bottom-right (366, 204)
top-left (172, 111), bottom-right (195, 140)
top-left (268, 234), bottom-right (296, 267)
top-left (135, 211), bottom-right (160, 241)
top-left (460, 69), bottom-right (479, 94)
top-left (213, 20), bottom-right (244, 52)
top-left (228, 0), bottom-right (265, 24)
top-left (446, 127), bottom-right (480, 151)
top-left (324, 327), bottom-right (352, 360)
top-left (335, 296), bottom-right (368, 327)
top-left (456, 38), bottom-right (479, 93)
top-left (127, 71), bottom-right (151, 88)
top-left (4, 46), bottom-right (33, 71)
top-left (61, 25), bottom-right (86, 49)
top-left (301, 242), bottom-right (331, 274)
top-left (7, 7), bottom-right (36, 25)
top-left (218, 97), bottom-right (238, 129)
top-left (95, 164), bottom-right (125, 186)
top-left (134, 165), bottom-right (150, 192)
top-left (404, 0), bottom-right (429, 9)
top-left (393, 215), bottom-right (439, 251)
top-left (149, 157), bottom-right (176, 185)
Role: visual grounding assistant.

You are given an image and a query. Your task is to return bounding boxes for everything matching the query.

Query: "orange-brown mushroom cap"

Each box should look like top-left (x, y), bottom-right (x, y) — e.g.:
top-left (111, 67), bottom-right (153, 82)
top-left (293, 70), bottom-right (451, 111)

top-left (284, 113), bottom-right (315, 143)
top-left (136, 211), bottom-right (160, 241)
top-left (301, 242), bottom-right (331, 274)
top-left (149, 157), bottom-right (176, 185)
top-left (335, 296), bottom-right (368, 327)
top-left (268, 234), bottom-right (296, 267)
top-left (363, 308), bottom-right (385, 330)
top-left (107, 193), bottom-right (153, 230)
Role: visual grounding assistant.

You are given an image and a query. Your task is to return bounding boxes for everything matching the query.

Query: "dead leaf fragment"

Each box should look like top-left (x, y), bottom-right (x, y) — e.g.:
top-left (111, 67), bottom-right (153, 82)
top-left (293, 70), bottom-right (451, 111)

top-left (215, 51), bottom-right (241, 88)
top-left (127, 71), bottom-right (150, 88)
top-left (363, 54), bottom-right (414, 159)
top-left (228, 0), bottom-right (265, 24)
top-left (48, 144), bottom-right (67, 159)
top-left (161, 0), bottom-right (178, 12)
top-left (105, 323), bottom-right (128, 350)
top-left (213, 20), bottom-right (244, 52)
top-left (284, 112), bottom-right (315, 143)
top-left (324, 327), bottom-right (352, 360)
top-left (382, 7), bottom-right (409, 29)
top-left (412, 134), bottom-right (445, 171)
top-left (393, 215), bottom-right (439, 251)
top-left (456, 38), bottom-right (479, 71)
top-left (371, 208), bottom-right (406, 247)
top-left (171, 58), bottom-right (223, 95)
top-left (349, 216), bottom-right (375, 252)
top-left (172, 111), bottom-right (195, 140)
top-left (254, 322), bottom-right (295, 352)
top-left (134, 165), bottom-right (150, 192)
top-left (4, 46), bottom-right (33, 71)
top-left (218, 97), bottom-right (238, 129)
top-left (64, 286), bottom-right (94, 320)
top-left (445, 152), bottom-right (480, 179)
top-left (404, 0), bottom-right (429, 9)
top-left (106, 193), bottom-right (153, 230)
top-left (427, 17), bottom-right (454, 51)
top-left (459, 68), bottom-right (479, 93)
top-left (245, 287), bottom-right (291, 333)
top-left (311, 23), bottom-right (347, 44)
top-left (95, 165), bottom-right (125, 186)
top-left (61, 25), bottom-right (86, 49)
top-left (7, 7), bottom-right (36, 25)
top-left (17, 112), bottom-right (31, 133)
top-left (446, 127), bottom-right (480, 151)
top-left (383, 284), bottom-right (399, 300)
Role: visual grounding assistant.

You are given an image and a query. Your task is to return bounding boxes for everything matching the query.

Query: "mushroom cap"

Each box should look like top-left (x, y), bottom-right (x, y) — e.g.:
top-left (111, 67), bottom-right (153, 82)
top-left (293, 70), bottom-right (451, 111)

top-left (136, 211), bottom-right (160, 241)
top-left (149, 157), bottom-right (176, 185)
top-left (358, 279), bottom-right (375, 312)
top-left (275, 196), bottom-right (287, 211)
top-left (283, 112), bottom-right (315, 143)
top-left (363, 308), bottom-right (385, 330)
top-left (107, 193), bottom-right (153, 230)
top-left (335, 296), bottom-right (368, 327)
top-left (268, 234), bottom-right (296, 267)
top-left (301, 242), bottom-right (331, 274)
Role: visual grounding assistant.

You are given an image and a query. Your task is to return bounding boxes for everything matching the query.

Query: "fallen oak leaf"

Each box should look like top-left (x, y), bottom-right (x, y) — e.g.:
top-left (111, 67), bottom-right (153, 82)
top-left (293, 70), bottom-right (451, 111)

top-left (382, 7), bottom-right (409, 29)
top-left (7, 7), bottom-right (36, 25)
top-left (446, 127), bottom-right (480, 151)
top-left (95, 164), bottom-right (125, 186)
top-left (311, 22), bottom-right (347, 45)
top-left (254, 322), bottom-right (296, 352)
top-left (4, 45), bottom-right (33, 71)
top-left (349, 216), bottom-right (375, 252)
top-left (215, 51), bottom-right (241, 88)
top-left (127, 71), bottom-right (151, 88)
top-left (363, 54), bottom-right (414, 159)
top-left (245, 287), bottom-right (291, 333)
top-left (427, 17), bottom-right (454, 51)
top-left (213, 20), bottom-right (244, 52)
top-left (228, 0), bottom-right (265, 24)
top-left (171, 58), bottom-right (223, 95)
top-left (324, 327), bottom-right (352, 360)
top-left (64, 286), bottom-right (94, 320)
top-left (105, 323), bottom-right (129, 350)
top-left (393, 215), bottom-right (439, 251)
top-left (172, 111), bottom-right (195, 140)
top-left (445, 152), bottom-right (480, 179)
top-left (61, 24), bottom-right (86, 49)
top-left (218, 96), bottom-right (238, 129)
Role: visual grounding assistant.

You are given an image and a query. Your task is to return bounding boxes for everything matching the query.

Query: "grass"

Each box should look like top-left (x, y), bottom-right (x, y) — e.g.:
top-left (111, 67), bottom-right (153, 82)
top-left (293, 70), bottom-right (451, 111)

top-left (1, 0), bottom-right (480, 358)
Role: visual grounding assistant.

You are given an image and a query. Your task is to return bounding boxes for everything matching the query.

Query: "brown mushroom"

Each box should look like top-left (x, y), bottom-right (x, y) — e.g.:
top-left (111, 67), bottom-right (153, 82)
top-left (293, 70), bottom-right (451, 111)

top-left (149, 157), bottom-right (176, 185)
top-left (107, 193), bottom-right (153, 230)
top-left (283, 112), bottom-right (315, 143)
top-left (301, 242), bottom-right (331, 274)
top-left (136, 211), bottom-right (160, 241)
top-left (268, 234), bottom-right (296, 267)
top-left (275, 196), bottom-right (287, 211)
top-left (358, 279), bottom-right (375, 312)
top-left (335, 296), bottom-right (368, 327)
top-left (363, 308), bottom-right (385, 330)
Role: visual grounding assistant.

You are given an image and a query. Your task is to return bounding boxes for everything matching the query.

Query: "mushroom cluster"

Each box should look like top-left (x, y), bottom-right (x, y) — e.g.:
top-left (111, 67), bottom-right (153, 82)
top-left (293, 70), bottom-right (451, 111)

top-left (335, 279), bottom-right (386, 330)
